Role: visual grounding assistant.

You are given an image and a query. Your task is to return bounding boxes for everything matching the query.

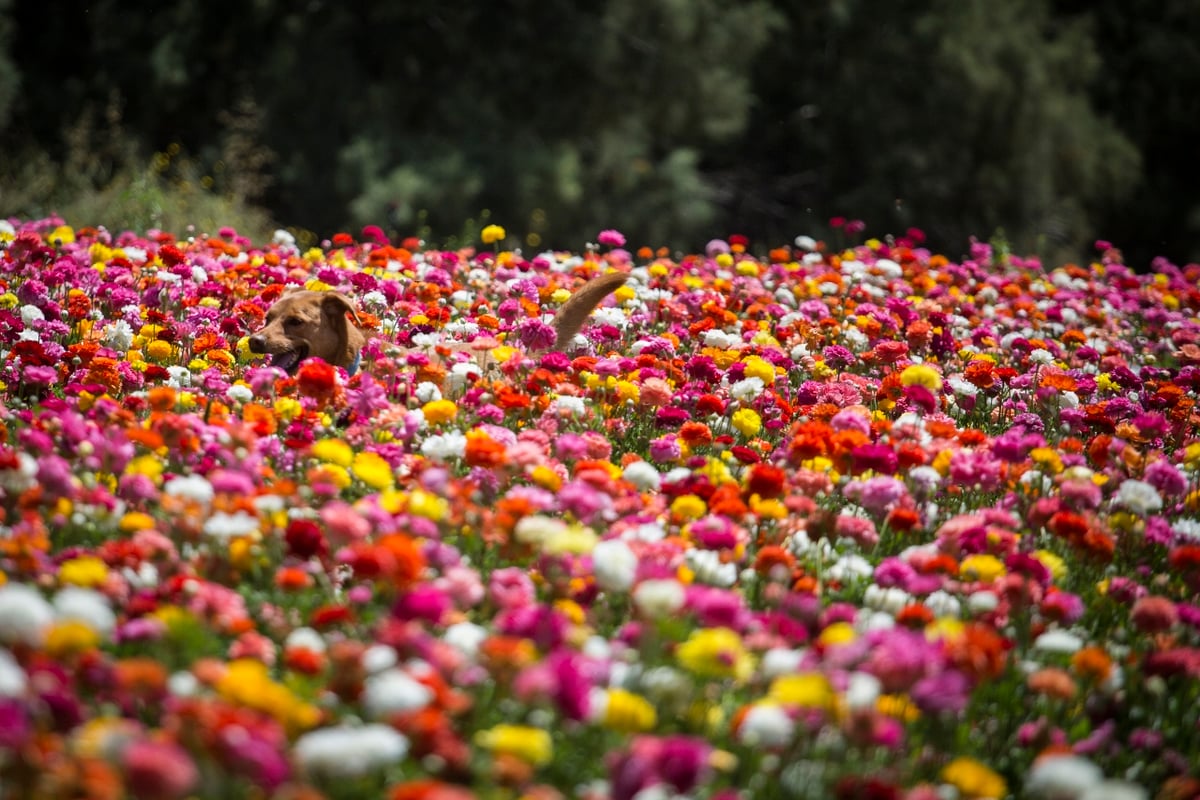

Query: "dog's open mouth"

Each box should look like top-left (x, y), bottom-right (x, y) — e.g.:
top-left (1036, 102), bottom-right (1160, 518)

top-left (270, 345), bottom-right (308, 374)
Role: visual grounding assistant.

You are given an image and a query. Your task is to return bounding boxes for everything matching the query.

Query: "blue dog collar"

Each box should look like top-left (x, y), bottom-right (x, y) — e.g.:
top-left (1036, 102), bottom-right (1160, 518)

top-left (347, 350), bottom-right (362, 377)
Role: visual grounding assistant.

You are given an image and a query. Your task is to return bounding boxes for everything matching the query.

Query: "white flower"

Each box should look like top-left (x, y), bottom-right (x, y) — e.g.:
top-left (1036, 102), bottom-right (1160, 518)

top-left (0, 451), bottom-right (38, 496)
top-left (737, 703), bottom-right (794, 747)
top-left (632, 579), bottom-right (686, 619)
top-left (155, 270), bottom-right (181, 283)
top-left (168, 670), bottom-right (200, 697)
top-left (122, 563), bottom-right (159, 590)
top-left (967, 590), bottom-right (1000, 615)
top-left (362, 290), bottom-right (388, 309)
top-left (1172, 518), bottom-right (1200, 541)
top-left (164, 474), bottom-right (215, 504)
top-left (514, 515), bottom-right (568, 547)
top-left (1025, 755), bottom-right (1103, 798)
top-left (552, 395), bottom-right (587, 418)
top-left (592, 539), bottom-right (639, 593)
top-left (166, 365), bottom-right (192, 387)
top-left (729, 376), bottom-right (765, 403)
top-left (294, 724), bottom-right (409, 777)
top-left (864, 585), bottom-right (911, 615)
top-left (414, 381), bottom-right (442, 404)
top-left (0, 648), bottom-right (27, 697)
top-left (622, 461), bottom-right (661, 492)
top-left (844, 672), bottom-right (881, 711)
top-left (420, 431), bottom-right (467, 462)
top-left (361, 644), bottom-right (398, 674)
top-left (0, 584), bottom-right (54, 646)
top-left (285, 627), bottom-right (326, 654)
top-left (53, 587), bottom-right (116, 636)
top-left (760, 648), bottom-right (806, 679)
top-left (1080, 781), bottom-right (1148, 800)
top-left (703, 329), bottom-right (735, 349)
top-left (924, 590), bottom-right (961, 619)
top-left (1114, 479), bottom-right (1162, 515)
top-left (226, 384), bottom-right (254, 404)
top-left (272, 229), bottom-right (297, 248)
top-left (1030, 348), bottom-right (1055, 365)
top-left (19, 304), bottom-right (44, 325)
top-left (1034, 630), bottom-right (1084, 654)
top-left (443, 622), bottom-right (487, 660)
top-left (100, 320), bottom-right (135, 351)
top-left (794, 235), bottom-right (817, 251)
top-left (191, 265), bottom-right (209, 284)
top-left (361, 668), bottom-right (434, 719)
top-left (827, 554), bottom-right (873, 582)
top-left (592, 306), bottom-right (629, 328)
top-left (203, 510), bottom-right (259, 540)
top-left (685, 549), bottom-right (737, 587)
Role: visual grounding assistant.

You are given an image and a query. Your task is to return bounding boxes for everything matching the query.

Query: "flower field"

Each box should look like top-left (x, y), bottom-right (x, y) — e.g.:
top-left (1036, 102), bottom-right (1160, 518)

top-left (1, 216), bottom-right (1199, 800)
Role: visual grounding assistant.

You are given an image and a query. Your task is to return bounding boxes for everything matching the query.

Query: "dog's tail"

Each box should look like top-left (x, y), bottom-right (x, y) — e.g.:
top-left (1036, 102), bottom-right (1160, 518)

top-left (551, 271), bottom-right (629, 351)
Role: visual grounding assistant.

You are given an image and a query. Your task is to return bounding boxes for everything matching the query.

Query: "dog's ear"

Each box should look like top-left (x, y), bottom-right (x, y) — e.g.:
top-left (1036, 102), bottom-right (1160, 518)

top-left (321, 293), bottom-right (364, 326)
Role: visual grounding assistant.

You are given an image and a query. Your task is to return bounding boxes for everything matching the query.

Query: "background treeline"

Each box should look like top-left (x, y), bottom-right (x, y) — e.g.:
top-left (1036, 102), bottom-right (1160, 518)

top-left (0, 0), bottom-right (1197, 266)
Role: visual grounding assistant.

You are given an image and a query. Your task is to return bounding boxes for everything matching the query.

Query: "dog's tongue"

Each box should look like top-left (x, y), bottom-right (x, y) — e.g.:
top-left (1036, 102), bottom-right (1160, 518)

top-left (271, 351), bottom-right (301, 372)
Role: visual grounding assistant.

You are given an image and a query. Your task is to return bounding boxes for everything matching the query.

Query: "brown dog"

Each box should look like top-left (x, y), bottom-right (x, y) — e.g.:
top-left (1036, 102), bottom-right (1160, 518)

top-left (248, 271), bottom-right (628, 375)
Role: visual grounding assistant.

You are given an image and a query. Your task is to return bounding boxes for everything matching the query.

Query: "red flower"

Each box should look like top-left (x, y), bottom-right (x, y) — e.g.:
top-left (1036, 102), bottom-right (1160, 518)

top-left (745, 463), bottom-right (786, 499)
top-left (296, 359), bottom-right (338, 404)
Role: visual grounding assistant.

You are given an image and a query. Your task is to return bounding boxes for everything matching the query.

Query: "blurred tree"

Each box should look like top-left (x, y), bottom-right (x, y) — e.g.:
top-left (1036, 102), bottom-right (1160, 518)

top-left (712, 0), bottom-right (1141, 262)
top-left (1054, 0), bottom-right (1200, 267)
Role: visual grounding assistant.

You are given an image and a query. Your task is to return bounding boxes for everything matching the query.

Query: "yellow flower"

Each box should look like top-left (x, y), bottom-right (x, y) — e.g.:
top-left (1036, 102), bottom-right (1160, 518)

top-left (475, 724), bottom-right (552, 766)
top-left (542, 524), bottom-right (598, 555)
top-left (44, 620), bottom-right (101, 657)
top-left (615, 380), bottom-right (640, 404)
top-left (930, 449), bottom-right (954, 477)
top-left (731, 408), bottom-right (762, 437)
top-left (311, 438), bottom-right (354, 467)
top-left (670, 494), bottom-right (707, 521)
top-left (408, 489), bottom-right (448, 522)
top-left (481, 224), bottom-right (507, 245)
top-left (877, 694), bottom-right (921, 722)
top-left (422, 399), bottom-right (459, 425)
top-left (145, 339), bottom-right (173, 362)
top-left (58, 556), bottom-right (109, 588)
top-left (598, 688), bottom-right (658, 732)
top-left (768, 672), bottom-right (835, 711)
top-left (125, 455), bottom-right (165, 485)
top-left (676, 627), bottom-right (754, 681)
top-left (529, 465), bottom-right (563, 491)
top-left (925, 617), bottom-right (965, 642)
top-left (941, 757), bottom-right (1007, 799)
top-left (217, 659), bottom-right (320, 733)
top-left (352, 451), bottom-right (394, 490)
top-left (959, 554), bottom-right (1006, 582)
top-left (816, 621), bottom-right (856, 648)
top-left (1034, 549), bottom-right (1067, 582)
top-left (314, 464), bottom-right (352, 490)
top-left (715, 253), bottom-right (734, 268)
top-left (1030, 447), bottom-right (1064, 475)
top-left (119, 511), bottom-right (157, 533)
top-left (749, 495), bottom-right (787, 519)
top-left (742, 355), bottom-right (776, 386)
top-left (811, 360), bottom-right (835, 380)
top-left (274, 397), bottom-right (302, 422)
top-left (899, 364), bottom-right (943, 392)
top-left (0, 292), bottom-right (18, 309)
top-left (48, 225), bottom-right (75, 246)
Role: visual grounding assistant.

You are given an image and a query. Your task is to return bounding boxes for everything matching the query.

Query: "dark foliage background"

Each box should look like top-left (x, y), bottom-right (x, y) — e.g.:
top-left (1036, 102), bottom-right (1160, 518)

top-left (1, 0), bottom-right (1197, 267)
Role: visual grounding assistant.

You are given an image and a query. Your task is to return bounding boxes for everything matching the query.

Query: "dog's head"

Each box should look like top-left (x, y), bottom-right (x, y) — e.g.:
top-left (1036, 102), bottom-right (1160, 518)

top-left (248, 290), bottom-right (364, 373)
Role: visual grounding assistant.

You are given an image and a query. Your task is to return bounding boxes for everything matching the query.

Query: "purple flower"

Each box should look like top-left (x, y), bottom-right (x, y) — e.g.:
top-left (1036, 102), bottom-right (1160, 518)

top-left (911, 669), bottom-right (972, 714)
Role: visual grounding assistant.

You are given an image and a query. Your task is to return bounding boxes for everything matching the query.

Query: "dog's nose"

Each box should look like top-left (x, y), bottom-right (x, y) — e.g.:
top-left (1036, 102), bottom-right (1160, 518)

top-left (248, 334), bottom-right (266, 354)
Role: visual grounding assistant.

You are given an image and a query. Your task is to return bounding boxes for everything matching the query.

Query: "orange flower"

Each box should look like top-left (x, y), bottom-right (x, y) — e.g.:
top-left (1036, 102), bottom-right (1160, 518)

top-left (1070, 646), bottom-right (1113, 684)
top-left (114, 658), bottom-right (168, 697)
top-left (479, 636), bottom-right (538, 672)
top-left (192, 331), bottom-right (226, 353)
top-left (464, 429), bottom-right (507, 469)
top-left (753, 545), bottom-right (796, 577)
top-left (895, 603), bottom-right (935, 629)
top-left (679, 421), bottom-right (713, 447)
top-left (377, 533), bottom-right (427, 588)
top-left (390, 780), bottom-right (476, 800)
top-left (275, 566), bottom-right (315, 591)
top-left (242, 403), bottom-right (278, 436)
top-left (1027, 667), bottom-right (1077, 700)
top-left (788, 420), bottom-right (833, 462)
top-left (1039, 371), bottom-right (1078, 392)
top-left (946, 622), bottom-right (1010, 681)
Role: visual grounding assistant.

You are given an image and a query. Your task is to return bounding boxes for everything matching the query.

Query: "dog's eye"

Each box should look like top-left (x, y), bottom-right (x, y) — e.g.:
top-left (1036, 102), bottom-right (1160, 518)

top-left (284, 317), bottom-right (304, 327)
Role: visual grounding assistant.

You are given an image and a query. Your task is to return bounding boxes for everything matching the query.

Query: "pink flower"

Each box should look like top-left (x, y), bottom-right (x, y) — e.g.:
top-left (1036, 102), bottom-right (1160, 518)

top-left (597, 229), bottom-right (626, 247)
top-left (121, 739), bottom-right (198, 800)
top-left (489, 567), bottom-right (537, 610)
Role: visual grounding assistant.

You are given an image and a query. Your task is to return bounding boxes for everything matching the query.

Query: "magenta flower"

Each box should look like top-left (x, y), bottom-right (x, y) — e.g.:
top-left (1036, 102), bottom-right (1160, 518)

top-left (597, 229), bottom-right (626, 248)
